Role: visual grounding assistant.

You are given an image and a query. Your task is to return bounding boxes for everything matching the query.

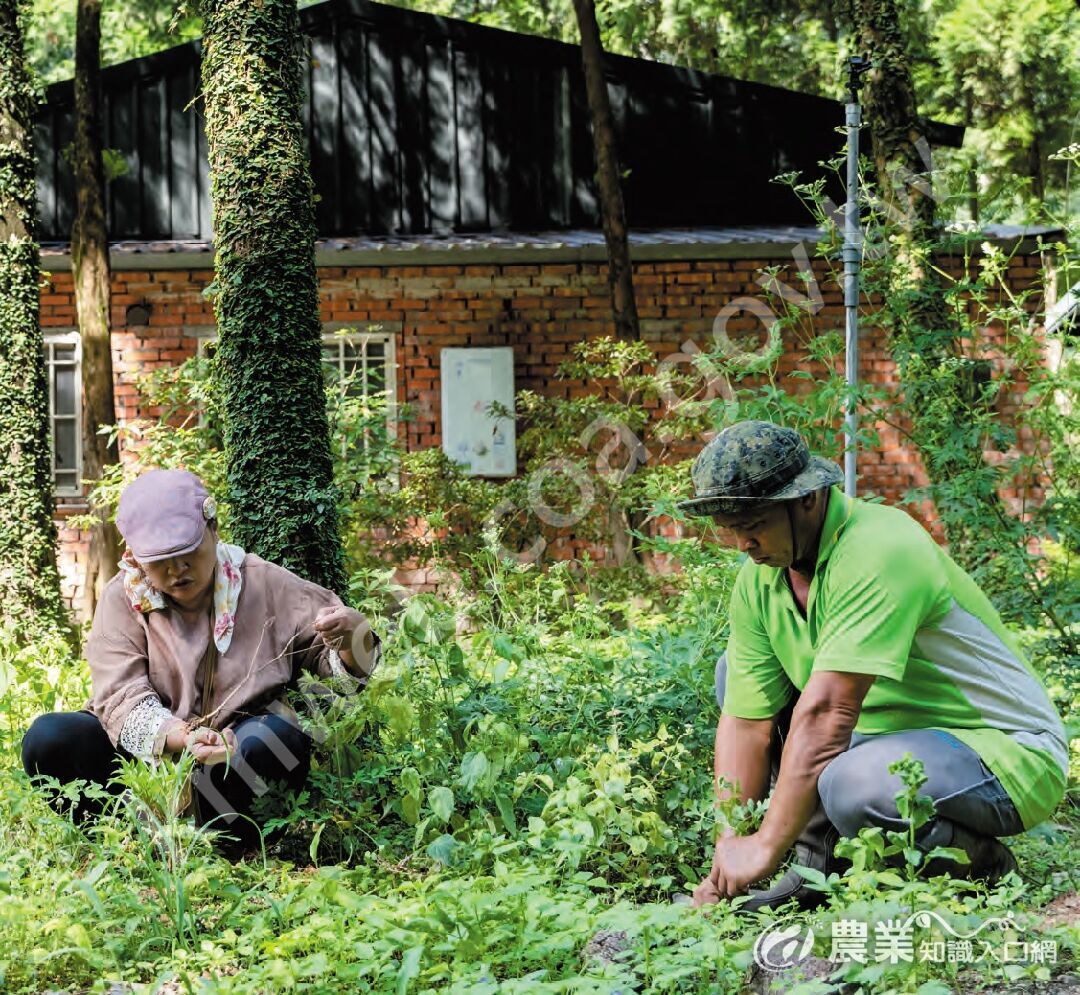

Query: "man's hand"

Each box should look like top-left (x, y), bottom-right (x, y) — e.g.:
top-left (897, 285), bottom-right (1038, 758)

top-left (314, 606), bottom-right (376, 675)
top-left (692, 832), bottom-right (784, 907)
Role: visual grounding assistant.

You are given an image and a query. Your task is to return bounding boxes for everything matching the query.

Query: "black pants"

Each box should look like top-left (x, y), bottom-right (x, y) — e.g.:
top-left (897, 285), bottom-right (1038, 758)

top-left (21, 710), bottom-right (312, 851)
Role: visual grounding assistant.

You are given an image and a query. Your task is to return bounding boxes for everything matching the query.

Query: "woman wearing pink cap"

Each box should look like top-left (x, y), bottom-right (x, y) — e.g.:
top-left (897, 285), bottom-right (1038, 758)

top-left (22, 468), bottom-right (380, 853)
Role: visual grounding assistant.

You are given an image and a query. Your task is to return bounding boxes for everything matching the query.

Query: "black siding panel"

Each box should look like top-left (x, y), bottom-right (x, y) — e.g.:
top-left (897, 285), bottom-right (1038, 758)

top-left (33, 0), bottom-right (949, 240)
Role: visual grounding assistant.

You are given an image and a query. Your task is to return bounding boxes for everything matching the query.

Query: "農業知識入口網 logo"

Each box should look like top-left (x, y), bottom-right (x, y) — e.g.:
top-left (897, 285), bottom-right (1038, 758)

top-left (752, 919), bottom-right (817, 972)
top-left (752, 909), bottom-right (1057, 972)
top-left (826, 910), bottom-right (1056, 966)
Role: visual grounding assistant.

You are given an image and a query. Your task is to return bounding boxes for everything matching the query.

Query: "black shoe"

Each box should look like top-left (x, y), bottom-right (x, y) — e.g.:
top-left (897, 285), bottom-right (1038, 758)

top-left (922, 823), bottom-right (1018, 884)
top-left (738, 810), bottom-right (848, 914)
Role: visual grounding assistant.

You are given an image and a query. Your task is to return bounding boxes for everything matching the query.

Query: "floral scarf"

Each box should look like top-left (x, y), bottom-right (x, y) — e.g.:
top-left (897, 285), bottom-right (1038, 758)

top-left (118, 541), bottom-right (246, 653)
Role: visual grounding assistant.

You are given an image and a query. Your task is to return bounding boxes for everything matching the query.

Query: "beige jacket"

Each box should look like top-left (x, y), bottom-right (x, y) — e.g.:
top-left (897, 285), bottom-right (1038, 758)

top-left (88, 553), bottom-right (348, 746)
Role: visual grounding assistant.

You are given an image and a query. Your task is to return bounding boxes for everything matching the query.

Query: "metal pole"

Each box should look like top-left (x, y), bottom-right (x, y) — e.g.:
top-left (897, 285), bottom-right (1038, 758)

top-left (843, 57), bottom-right (870, 498)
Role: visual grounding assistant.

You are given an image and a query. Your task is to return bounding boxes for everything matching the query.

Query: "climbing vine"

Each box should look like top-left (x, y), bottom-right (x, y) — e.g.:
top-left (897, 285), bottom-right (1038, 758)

top-left (195, 0), bottom-right (346, 596)
top-left (0, 0), bottom-right (72, 644)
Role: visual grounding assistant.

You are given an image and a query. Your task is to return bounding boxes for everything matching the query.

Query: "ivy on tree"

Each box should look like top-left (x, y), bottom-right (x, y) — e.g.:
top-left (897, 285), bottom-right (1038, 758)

top-left (0, 0), bottom-right (72, 644)
top-left (197, 0), bottom-right (346, 595)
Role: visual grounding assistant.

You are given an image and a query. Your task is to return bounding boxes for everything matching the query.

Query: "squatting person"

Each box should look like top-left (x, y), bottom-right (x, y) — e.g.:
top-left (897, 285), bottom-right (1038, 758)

top-left (22, 468), bottom-right (380, 853)
top-left (680, 420), bottom-right (1067, 911)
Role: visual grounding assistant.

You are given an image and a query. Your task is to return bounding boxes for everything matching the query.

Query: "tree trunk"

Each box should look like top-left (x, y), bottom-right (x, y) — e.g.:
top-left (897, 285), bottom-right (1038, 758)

top-left (1019, 67), bottom-right (1046, 203)
top-left (857, 0), bottom-right (937, 238)
top-left (572, 0), bottom-right (641, 566)
top-left (0, 0), bottom-right (73, 644)
top-left (854, 0), bottom-right (999, 568)
top-left (964, 90), bottom-right (979, 224)
top-left (571, 0), bottom-right (640, 343)
top-left (73, 0), bottom-right (121, 621)
top-left (197, 0), bottom-right (347, 595)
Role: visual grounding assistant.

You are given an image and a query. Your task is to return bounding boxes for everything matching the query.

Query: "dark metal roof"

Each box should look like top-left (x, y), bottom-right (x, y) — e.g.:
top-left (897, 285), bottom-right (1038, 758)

top-left (38, 224), bottom-right (1059, 270)
top-left (35, 0), bottom-right (965, 243)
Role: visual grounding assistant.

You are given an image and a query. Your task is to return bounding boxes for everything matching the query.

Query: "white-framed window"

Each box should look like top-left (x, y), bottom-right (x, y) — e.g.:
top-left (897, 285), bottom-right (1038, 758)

top-left (194, 324), bottom-right (397, 427)
top-left (43, 331), bottom-right (82, 497)
top-left (321, 329), bottom-right (394, 406)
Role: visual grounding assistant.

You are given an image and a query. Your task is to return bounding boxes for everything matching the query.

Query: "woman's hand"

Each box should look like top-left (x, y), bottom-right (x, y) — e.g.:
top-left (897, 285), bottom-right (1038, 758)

top-left (163, 718), bottom-right (193, 755)
top-left (161, 719), bottom-right (237, 765)
top-left (313, 606), bottom-right (376, 675)
top-left (186, 726), bottom-right (238, 766)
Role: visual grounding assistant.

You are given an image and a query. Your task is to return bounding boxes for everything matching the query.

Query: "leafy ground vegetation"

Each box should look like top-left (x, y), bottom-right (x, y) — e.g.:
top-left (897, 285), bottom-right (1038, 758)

top-left (3, 160), bottom-right (1078, 991)
top-left (0, 550), bottom-right (1077, 994)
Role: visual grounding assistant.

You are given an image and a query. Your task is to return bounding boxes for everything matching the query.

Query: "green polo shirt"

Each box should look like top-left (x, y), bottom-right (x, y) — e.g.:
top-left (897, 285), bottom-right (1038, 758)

top-left (723, 486), bottom-right (1068, 829)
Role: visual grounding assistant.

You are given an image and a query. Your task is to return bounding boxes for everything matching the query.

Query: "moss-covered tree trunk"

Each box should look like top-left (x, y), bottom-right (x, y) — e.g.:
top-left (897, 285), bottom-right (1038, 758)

top-left (73, 0), bottom-right (121, 621)
top-left (0, 0), bottom-right (73, 643)
top-left (855, 0), bottom-right (996, 566)
top-left (197, 0), bottom-right (346, 595)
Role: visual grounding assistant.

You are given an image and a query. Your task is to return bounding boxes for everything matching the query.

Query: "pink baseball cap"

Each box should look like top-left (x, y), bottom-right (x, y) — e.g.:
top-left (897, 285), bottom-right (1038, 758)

top-left (116, 469), bottom-right (217, 563)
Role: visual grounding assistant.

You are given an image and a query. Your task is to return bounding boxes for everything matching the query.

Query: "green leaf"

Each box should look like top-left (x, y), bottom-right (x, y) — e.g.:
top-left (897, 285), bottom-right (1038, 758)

top-left (915, 982), bottom-right (953, 995)
top-left (309, 823), bottom-right (325, 865)
top-left (446, 644), bottom-right (466, 679)
top-left (64, 923), bottom-right (92, 949)
top-left (876, 871), bottom-right (907, 888)
top-left (494, 792), bottom-right (517, 833)
top-left (790, 865), bottom-right (829, 890)
top-left (429, 786), bottom-right (454, 824)
top-left (383, 695), bottom-right (417, 738)
top-left (400, 766), bottom-right (421, 800)
top-left (402, 596), bottom-right (456, 646)
top-left (923, 846), bottom-right (970, 866)
top-left (492, 633), bottom-right (522, 661)
top-left (396, 945), bottom-right (424, 995)
top-left (426, 834), bottom-right (460, 867)
top-left (457, 751), bottom-right (491, 793)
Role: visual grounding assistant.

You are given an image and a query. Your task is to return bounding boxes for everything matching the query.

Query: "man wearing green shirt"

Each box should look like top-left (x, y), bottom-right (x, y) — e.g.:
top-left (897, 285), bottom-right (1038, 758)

top-left (682, 420), bottom-right (1068, 911)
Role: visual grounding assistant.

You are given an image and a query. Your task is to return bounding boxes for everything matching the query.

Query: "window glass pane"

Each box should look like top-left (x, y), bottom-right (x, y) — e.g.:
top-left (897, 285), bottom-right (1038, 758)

top-left (367, 354), bottom-right (387, 392)
top-left (54, 344), bottom-right (76, 362)
top-left (337, 343), bottom-right (363, 397)
top-left (54, 418), bottom-right (77, 469)
top-left (55, 364), bottom-right (77, 415)
top-left (318, 336), bottom-right (392, 399)
top-left (54, 470), bottom-right (78, 491)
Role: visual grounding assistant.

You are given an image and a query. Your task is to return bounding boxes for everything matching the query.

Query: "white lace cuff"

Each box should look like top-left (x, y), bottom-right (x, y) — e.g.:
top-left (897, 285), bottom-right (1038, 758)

top-left (118, 694), bottom-right (178, 760)
top-left (328, 634), bottom-right (382, 681)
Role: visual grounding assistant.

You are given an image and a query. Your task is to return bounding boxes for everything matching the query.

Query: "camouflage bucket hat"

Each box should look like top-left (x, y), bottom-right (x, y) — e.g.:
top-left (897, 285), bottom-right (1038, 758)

top-left (677, 420), bottom-right (843, 516)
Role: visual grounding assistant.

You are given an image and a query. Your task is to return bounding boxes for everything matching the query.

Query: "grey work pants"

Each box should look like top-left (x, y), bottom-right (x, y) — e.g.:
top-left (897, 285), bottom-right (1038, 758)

top-left (715, 654), bottom-right (1025, 847)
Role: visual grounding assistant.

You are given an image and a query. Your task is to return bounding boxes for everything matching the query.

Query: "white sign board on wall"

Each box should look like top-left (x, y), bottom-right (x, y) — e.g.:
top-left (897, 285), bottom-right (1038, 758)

top-left (440, 347), bottom-right (516, 477)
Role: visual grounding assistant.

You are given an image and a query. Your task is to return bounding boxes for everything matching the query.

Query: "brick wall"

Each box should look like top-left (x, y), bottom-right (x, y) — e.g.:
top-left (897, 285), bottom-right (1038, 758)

top-left (41, 246), bottom-right (1049, 617)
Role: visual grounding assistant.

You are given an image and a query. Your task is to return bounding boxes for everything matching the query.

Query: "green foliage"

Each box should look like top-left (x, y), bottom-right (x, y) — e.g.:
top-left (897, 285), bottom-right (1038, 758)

top-left (0, 0), bottom-right (72, 646)
top-left (25, 0), bottom-right (202, 85)
top-left (0, 619), bottom-right (86, 748)
top-left (73, 351), bottom-right (229, 534)
top-left (197, 0), bottom-right (347, 596)
top-left (929, 0), bottom-right (1080, 218)
top-left (1, 561), bottom-right (1076, 992)
top-left (774, 159), bottom-right (1080, 648)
